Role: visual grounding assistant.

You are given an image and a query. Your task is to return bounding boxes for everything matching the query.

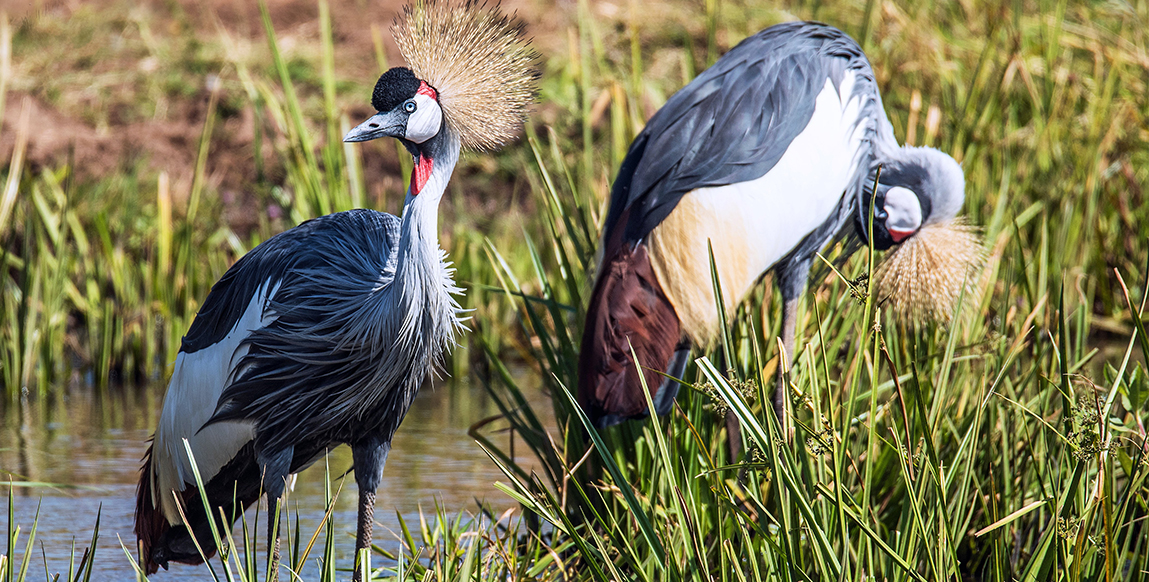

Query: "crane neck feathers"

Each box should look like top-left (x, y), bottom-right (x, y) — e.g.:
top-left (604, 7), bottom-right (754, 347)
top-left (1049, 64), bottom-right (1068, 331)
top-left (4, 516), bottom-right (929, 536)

top-left (392, 127), bottom-right (464, 365)
top-left (399, 127), bottom-right (459, 248)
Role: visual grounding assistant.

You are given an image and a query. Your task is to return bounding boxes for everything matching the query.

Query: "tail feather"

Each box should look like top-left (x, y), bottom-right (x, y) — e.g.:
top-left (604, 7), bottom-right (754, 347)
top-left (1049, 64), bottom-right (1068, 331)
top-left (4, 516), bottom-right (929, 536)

top-left (578, 243), bottom-right (683, 428)
top-left (135, 441), bottom-right (169, 575)
top-left (135, 438), bottom-right (262, 574)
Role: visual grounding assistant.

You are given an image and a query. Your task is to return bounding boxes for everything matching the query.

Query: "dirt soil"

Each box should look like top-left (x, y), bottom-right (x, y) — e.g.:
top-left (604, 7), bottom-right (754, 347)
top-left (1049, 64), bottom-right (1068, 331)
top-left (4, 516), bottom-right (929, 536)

top-left (0, 0), bottom-right (565, 229)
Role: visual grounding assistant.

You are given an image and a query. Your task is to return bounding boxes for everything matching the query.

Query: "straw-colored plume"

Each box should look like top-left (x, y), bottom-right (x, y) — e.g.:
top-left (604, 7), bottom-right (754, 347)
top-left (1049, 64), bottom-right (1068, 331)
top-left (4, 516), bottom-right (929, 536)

top-left (875, 219), bottom-right (985, 323)
top-left (393, 0), bottom-right (538, 151)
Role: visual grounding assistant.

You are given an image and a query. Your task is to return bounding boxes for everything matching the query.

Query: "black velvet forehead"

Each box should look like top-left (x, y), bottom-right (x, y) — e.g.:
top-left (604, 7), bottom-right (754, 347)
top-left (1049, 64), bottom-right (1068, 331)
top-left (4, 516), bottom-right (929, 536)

top-left (878, 163), bottom-right (928, 190)
top-left (372, 67), bottom-right (421, 112)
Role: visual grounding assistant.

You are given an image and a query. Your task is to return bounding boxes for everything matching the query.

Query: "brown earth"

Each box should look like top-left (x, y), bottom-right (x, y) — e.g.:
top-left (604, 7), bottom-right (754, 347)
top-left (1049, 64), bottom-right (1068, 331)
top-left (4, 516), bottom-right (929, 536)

top-left (0, 0), bottom-right (567, 231)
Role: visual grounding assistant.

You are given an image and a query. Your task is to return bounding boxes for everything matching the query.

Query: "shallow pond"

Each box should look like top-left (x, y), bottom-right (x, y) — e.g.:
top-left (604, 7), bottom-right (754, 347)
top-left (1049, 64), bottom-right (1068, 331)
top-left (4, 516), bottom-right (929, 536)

top-left (1, 370), bottom-right (550, 580)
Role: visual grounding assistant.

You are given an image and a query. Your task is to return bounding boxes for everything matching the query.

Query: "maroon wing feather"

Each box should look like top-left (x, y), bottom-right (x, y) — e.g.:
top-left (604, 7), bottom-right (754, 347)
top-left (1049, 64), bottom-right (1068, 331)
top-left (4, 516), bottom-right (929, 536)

top-left (578, 243), bottom-right (681, 428)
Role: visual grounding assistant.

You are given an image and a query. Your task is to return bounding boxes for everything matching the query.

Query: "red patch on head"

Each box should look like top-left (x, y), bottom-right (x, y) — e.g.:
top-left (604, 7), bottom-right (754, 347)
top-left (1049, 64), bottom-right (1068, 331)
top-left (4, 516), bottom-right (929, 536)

top-left (412, 155), bottom-right (434, 195)
top-left (417, 81), bottom-right (437, 100)
top-left (890, 228), bottom-right (915, 243)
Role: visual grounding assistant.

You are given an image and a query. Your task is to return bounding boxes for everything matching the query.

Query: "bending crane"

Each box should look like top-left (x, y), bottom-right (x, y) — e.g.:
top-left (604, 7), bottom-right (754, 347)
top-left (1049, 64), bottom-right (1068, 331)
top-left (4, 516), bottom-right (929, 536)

top-left (578, 22), bottom-right (975, 430)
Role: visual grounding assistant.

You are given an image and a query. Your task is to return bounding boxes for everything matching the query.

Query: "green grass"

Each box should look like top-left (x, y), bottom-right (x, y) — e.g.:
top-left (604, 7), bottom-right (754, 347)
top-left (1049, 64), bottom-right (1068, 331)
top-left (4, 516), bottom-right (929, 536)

top-left (2, 470), bottom-right (560, 582)
top-left (3, 486), bottom-right (102, 582)
top-left (3, 0), bottom-right (1149, 579)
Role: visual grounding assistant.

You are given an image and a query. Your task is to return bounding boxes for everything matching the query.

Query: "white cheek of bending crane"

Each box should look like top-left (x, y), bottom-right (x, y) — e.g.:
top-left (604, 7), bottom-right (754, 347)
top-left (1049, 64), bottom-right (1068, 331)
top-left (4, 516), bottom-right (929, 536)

top-left (882, 185), bottom-right (923, 242)
top-left (648, 71), bottom-right (870, 341)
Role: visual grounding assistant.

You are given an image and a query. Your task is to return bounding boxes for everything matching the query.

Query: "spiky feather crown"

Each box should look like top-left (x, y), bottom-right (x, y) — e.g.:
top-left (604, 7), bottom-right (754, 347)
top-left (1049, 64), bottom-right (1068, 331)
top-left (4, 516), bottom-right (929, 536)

top-left (875, 219), bottom-right (985, 323)
top-left (393, 0), bottom-right (539, 151)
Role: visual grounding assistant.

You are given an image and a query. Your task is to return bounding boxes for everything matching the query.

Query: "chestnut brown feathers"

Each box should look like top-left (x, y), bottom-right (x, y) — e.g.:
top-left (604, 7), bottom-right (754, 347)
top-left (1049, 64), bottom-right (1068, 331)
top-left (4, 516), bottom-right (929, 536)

top-left (578, 244), bottom-right (681, 427)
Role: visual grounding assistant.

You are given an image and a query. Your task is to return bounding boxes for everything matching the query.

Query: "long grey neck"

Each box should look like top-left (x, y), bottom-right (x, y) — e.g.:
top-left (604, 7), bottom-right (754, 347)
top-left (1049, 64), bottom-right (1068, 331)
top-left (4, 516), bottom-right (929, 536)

top-left (394, 129), bottom-right (460, 282)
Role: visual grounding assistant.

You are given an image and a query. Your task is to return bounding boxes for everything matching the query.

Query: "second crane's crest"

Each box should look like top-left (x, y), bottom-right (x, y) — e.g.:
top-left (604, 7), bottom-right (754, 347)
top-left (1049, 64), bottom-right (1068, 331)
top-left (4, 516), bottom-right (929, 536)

top-left (394, 0), bottom-right (538, 151)
top-left (875, 218), bottom-right (984, 323)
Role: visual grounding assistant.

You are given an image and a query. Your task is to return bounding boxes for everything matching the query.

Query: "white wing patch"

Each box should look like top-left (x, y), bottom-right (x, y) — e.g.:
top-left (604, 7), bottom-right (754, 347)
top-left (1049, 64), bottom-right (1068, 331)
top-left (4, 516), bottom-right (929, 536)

top-left (649, 70), bottom-right (870, 343)
top-left (152, 279), bottom-right (281, 524)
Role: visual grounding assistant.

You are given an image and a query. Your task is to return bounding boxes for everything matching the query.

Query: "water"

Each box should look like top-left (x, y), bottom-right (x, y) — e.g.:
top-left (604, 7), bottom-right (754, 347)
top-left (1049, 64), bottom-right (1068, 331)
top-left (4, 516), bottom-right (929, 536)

top-left (1, 371), bottom-right (550, 580)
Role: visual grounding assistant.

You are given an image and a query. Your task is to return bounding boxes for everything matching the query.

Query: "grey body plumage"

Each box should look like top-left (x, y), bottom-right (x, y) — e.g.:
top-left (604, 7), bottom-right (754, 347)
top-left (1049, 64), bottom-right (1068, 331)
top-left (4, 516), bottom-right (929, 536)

top-left (604, 22), bottom-right (889, 244)
top-left (137, 126), bottom-right (466, 576)
top-left (203, 207), bottom-right (463, 453)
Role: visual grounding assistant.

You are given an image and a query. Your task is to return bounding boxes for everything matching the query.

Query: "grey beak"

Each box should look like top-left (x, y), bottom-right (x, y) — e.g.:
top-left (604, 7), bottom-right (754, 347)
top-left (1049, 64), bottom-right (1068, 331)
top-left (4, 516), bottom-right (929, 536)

top-left (343, 112), bottom-right (405, 143)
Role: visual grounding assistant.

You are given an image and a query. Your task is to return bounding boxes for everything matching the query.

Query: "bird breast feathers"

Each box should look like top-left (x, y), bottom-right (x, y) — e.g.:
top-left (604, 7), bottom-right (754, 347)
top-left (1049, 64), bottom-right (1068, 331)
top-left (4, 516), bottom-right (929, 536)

top-left (648, 70), bottom-right (871, 344)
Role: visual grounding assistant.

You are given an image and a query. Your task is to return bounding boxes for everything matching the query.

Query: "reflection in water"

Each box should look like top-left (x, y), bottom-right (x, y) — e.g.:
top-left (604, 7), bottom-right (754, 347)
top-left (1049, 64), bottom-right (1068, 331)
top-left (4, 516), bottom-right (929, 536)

top-left (1, 367), bottom-right (549, 580)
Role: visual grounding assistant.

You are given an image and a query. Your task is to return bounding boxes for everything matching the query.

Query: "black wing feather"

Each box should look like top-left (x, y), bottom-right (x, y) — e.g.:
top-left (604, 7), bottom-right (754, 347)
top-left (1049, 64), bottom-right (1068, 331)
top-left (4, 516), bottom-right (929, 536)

top-left (179, 209), bottom-right (399, 353)
top-left (200, 209), bottom-right (413, 452)
top-left (602, 21), bottom-right (870, 245)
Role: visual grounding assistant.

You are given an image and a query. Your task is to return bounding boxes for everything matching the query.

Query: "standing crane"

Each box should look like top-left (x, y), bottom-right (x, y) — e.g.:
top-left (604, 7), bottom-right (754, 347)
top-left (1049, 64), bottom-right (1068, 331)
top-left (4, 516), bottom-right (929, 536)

top-left (134, 1), bottom-right (536, 578)
top-left (578, 22), bottom-right (980, 431)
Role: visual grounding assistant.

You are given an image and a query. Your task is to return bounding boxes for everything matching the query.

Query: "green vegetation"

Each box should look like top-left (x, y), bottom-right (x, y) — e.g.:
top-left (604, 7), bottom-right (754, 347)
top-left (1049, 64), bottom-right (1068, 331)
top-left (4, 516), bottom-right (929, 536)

top-left (3, 489), bottom-right (101, 581)
top-left (4, 0), bottom-right (1149, 579)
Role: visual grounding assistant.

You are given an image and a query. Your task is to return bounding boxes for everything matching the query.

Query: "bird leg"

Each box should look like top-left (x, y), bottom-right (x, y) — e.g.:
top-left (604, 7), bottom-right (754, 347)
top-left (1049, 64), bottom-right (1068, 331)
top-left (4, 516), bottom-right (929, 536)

top-left (354, 490), bottom-right (376, 582)
top-left (725, 410), bottom-right (744, 462)
top-left (710, 348), bottom-right (744, 463)
top-left (772, 256), bottom-right (811, 442)
top-left (773, 295), bottom-right (799, 441)
top-left (267, 495), bottom-right (282, 582)
top-left (351, 442), bottom-right (390, 582)
top-left (257, 446), bottom-right (294, 582)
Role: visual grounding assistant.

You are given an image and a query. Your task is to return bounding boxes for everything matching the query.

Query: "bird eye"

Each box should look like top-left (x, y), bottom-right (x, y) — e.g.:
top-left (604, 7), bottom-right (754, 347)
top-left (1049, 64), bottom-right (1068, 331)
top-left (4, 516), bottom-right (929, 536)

top-left (404, 100), bottom-right (417, 113)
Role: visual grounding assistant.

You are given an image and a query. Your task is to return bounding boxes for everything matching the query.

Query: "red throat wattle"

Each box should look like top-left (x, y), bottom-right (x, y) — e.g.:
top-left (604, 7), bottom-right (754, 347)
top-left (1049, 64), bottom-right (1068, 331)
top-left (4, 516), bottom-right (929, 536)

top-left (890, 228), bottom-right (914, 243)
top-left (412, 155), bottom-right (434, 195)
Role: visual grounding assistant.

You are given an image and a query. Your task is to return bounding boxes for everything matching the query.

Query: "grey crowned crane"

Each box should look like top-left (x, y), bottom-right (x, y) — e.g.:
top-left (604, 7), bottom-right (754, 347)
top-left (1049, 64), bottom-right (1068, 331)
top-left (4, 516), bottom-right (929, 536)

top-left (133, 1), bottom-right (536, 578)
top-left (578, 21), bottom-right (981, 430)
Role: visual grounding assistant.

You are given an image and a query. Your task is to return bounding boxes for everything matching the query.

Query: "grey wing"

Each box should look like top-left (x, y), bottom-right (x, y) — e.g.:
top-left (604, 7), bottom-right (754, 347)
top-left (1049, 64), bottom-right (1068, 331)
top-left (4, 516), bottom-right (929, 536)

top-left (180, 209), bottom-right (400, 353)
top-left (602, 21), bottom-right (871, 245)
top-left (149, 209), bottom-right (399, 520)
top-left (200, 209), bottom-right (402, 434)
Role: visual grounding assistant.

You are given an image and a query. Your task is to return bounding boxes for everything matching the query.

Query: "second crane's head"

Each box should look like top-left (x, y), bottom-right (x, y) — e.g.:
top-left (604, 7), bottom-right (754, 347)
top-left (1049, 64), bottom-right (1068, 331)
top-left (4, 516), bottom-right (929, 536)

top-left (860, 146), bottom-right (966, 251)
top-left (344, 67), bottom-right (444, 148)
top-left (861, 146), bottom-right (984, 323)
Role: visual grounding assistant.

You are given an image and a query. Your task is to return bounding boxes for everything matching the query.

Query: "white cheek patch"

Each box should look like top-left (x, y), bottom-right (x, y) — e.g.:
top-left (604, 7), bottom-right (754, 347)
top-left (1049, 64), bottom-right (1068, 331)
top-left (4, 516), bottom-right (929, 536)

top-left (885, 186), bottom-right (922, 241)
top-left (405, 94), bottom-right (442, 143)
